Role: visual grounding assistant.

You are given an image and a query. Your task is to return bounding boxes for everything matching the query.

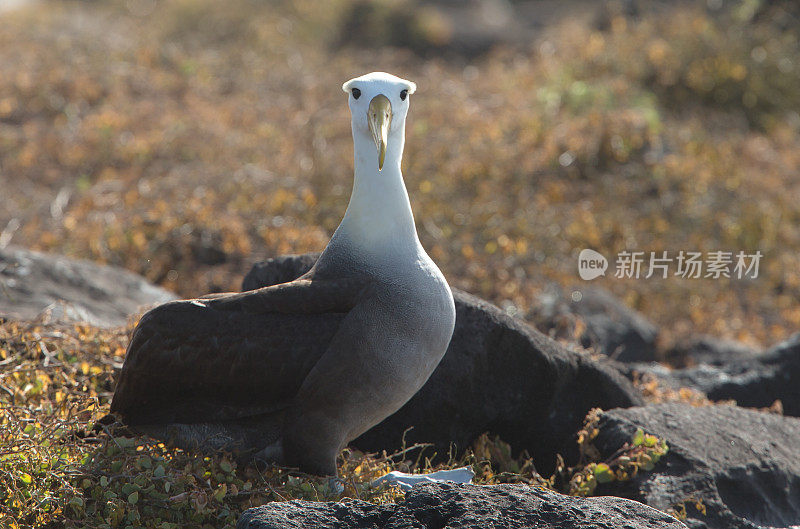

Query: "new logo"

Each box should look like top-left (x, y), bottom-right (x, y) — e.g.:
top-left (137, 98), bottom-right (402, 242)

top-left (578, 249), bottom-right (608, 280)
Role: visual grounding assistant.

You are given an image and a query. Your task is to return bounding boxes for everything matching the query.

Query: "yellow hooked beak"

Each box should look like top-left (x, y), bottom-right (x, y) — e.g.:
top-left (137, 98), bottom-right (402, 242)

top-left (367, 94), bottom-right (392, 171)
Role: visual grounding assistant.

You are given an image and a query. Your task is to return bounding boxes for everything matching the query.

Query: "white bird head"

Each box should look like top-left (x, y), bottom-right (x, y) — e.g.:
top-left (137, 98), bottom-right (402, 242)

top-left (342, 72), bottom-right (416, 171)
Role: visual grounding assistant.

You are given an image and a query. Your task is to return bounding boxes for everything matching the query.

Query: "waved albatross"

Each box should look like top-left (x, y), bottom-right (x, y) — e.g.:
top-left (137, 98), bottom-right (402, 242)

top-left (110, 72), bottom-right (456, 476)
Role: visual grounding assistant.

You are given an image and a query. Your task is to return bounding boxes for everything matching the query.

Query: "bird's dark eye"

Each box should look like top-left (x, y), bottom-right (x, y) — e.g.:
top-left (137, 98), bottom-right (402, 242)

top-left (400, 89), bottom-right (408, 100)
top-left (351, 88), bottom-right (361, 99)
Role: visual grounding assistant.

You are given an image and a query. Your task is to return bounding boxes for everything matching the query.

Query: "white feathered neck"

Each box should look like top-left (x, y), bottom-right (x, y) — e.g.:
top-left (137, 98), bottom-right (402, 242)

top-left (336, 119), bottom-right (419, 253)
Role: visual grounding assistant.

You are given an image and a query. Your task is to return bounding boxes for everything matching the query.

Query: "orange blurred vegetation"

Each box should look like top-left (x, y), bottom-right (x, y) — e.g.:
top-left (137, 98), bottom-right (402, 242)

top-left (1, 0), bottom-right (798, 349)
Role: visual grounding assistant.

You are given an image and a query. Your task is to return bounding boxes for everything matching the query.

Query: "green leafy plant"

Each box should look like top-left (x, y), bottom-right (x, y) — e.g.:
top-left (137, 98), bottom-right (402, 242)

top-left (554, 409), bottom-right (669, 497)
top-left (454, 409), bottom-right (669, 499)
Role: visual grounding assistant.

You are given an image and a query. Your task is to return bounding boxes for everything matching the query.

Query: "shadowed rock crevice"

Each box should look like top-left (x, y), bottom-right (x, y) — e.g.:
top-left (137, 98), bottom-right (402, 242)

top-left (714, 463), bottom-right (800, 528)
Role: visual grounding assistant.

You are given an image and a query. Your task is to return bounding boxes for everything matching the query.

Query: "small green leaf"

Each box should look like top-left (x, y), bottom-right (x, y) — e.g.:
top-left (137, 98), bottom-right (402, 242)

top-left (632, 428), bottom-right (644, 446)
top-left (128, 491), bottom-right (139, 505)
top-left (114, 437), bottom-right (135, 449)
top-left (19, 472), bottom-right (33, 485)
top-left (121, 483), bottom-right (138, 497)
top-left (593, 463), bottom-right (614, 483)
top-left (213, 483), bottom-right (227, 502)
top-left (68, 496), bottom-right (84, 515)
top-left (154, 465), bottom-right (166, 478)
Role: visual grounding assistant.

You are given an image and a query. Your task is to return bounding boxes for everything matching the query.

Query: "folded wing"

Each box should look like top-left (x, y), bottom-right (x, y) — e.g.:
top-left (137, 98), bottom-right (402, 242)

top-left (111, 280), bottom-right (361, 425)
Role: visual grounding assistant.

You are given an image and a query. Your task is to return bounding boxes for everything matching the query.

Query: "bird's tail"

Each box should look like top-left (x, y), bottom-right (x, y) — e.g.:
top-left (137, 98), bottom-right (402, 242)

top-left (132, 413), bottom-right (285, 463)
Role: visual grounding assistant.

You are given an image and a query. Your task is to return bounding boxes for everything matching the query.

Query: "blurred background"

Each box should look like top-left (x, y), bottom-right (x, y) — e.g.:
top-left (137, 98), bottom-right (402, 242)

top-left (0, 0), bottom-right (798, 353)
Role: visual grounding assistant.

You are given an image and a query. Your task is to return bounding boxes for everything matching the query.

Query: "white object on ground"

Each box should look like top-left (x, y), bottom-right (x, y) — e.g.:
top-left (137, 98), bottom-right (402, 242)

top-left (372, 466), bottom-right (475, 490)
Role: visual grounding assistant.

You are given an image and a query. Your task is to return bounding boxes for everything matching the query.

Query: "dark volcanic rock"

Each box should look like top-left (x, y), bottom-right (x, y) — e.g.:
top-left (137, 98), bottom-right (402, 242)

top-left (667, 334), bottom-right (760, 367)
top-left (244, 254), bottom-right (643, 474)
top-left (0, 246), bottom-right (176, 327)
top-left (627, 334), bottom-right (800, 417)
top-left (237, 481), bottom-right (686, 529)
top-left (243, 253), bottom-right (318, 289)
top-left (595, 403), bottom-right (800, 529)
top-left (534, 285), bottom-right (659, 362)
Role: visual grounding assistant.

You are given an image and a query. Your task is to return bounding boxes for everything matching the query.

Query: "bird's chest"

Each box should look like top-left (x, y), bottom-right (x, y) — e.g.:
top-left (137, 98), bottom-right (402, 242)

top-left (374, 272), bottom-right (455, 363)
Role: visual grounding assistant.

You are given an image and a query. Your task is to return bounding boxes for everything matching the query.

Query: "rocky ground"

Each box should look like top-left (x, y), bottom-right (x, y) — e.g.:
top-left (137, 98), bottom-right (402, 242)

top-left (238, 482), bottom-right (687, 529)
